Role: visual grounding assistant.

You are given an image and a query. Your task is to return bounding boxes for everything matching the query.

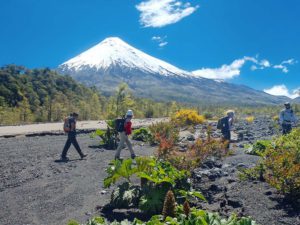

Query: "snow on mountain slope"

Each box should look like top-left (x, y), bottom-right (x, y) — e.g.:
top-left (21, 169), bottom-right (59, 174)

top-left (59, 37), bottom-right (191, 77)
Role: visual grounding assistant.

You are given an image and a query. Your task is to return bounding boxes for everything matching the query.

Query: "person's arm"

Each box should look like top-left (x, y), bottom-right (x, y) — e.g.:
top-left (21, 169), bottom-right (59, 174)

top-left (279, 111), bottom-right (284, 124)
top-left (292, 113), bottom-right (298, 124)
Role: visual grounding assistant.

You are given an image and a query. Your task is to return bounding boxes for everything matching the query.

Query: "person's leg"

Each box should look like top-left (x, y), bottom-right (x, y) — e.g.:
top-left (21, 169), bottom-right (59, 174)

top-left (70, 134), bottom-right (84, 157)
top-left (222, 131), bottom-right (230, 153)
top-left (286, 124), bottom-right (292, 134)
top-left (115, 132), bottom-right (125, 159)
top-left (282, 124), bottom-right (287, 135)
top-left (61, 136), bottom-right (72, 158)
top-left (124, 135), bottom-right (135, 158)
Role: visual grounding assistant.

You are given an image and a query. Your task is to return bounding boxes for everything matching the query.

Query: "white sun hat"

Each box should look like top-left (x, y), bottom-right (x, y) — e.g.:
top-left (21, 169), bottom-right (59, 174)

top-left (126, 109), bottom-right (133, 117)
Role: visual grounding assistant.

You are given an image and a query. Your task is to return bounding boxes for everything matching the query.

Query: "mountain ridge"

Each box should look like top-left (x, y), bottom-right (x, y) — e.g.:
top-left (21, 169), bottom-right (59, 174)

top-left (58, 37), bottom-right (290, 105)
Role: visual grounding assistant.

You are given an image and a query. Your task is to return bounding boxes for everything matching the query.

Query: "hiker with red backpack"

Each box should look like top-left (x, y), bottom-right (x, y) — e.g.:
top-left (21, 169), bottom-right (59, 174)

top-left (61, 112), bottom-right (87, 161)
top-left (114, 110), bottom-right (136, 160)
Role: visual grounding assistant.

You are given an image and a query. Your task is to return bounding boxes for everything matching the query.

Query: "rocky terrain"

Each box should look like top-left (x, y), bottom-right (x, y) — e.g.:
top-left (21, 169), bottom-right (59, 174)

top-left (0, 116), bottom-right (299, 225)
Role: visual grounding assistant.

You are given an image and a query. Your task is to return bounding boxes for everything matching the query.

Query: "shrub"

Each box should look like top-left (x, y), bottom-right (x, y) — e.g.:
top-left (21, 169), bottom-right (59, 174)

top-left (149, 121), bottom-right (179, 144)
top-left (203, 112), bottom-right (213, 120)
top-left (72, 207), bottom-right (258, 224)
top-left (169, 137), bottom-right (226, 171)
top-left (149, 121), bottom-right (179, 159)
top-left (132, 127), bottom-right (152, 142)
top-left (245, 140), bottom-right (273, 156)
top-left (272, 115), bottom-right (279, 121)
top-left (172, 109), bottom-right (205, 126)
top-left (263, 129), bottom-right (300, 197)
top-left (245, 116), bottom-right (255, 123)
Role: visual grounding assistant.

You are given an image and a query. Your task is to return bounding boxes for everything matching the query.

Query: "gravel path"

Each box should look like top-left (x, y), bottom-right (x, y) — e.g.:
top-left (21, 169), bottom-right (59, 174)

top-left (0, 118), bottom-right (168, 137)
top-left (0, 133), bottom-right (155, 225)
top-left (1, 117), bottom-right (299, 225)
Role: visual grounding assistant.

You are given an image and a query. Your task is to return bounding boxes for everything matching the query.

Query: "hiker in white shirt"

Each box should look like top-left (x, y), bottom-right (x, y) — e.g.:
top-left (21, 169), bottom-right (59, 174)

top-left (279, 102), bottom-right (298, 135)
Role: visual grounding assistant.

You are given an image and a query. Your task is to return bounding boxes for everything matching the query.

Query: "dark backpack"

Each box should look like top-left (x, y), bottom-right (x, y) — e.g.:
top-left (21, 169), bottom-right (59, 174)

top-left (217, 117), bottom-right (227, 130)
top-left (115, 117), bottom-right (126, 132)
top-left (63, 117), bottom-right (71, 133)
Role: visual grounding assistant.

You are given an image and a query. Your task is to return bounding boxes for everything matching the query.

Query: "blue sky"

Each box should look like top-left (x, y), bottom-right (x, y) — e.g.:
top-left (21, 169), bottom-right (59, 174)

top-left (0, 0), bottom-right (299, 98)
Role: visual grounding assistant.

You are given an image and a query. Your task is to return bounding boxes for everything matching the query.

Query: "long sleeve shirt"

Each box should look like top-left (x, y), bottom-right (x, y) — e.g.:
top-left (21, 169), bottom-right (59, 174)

top-left (124, 119), bottom-right (132, 135)
top-left (279, 109), bottom-right (298, 125)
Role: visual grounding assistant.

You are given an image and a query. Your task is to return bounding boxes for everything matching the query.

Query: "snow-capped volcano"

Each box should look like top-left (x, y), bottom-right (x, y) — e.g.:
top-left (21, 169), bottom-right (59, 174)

top-left (58, 37), bottom-right (290, 105)
top-left (59, 37), bottom-right (190, 77)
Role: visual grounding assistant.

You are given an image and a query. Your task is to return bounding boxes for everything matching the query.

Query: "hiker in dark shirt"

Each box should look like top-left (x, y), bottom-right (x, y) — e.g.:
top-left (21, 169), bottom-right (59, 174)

top-left (217, 110), bottom-right (235, 152)
top-left (61, 112), bottom-right (87, 161)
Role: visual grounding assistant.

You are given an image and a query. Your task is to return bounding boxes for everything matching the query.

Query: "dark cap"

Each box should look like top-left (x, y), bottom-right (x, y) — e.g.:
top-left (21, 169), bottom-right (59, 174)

top-left (284, 102), bottom-right (290, 106)
top-left (71, 112), bottom-right (79, 117)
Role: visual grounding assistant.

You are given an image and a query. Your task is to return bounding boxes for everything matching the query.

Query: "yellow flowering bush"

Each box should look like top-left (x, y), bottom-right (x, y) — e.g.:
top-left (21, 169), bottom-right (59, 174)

top-left (172, 109), bottom-right (205, 126)
top-left (245, 116), bottom-right (255, 123)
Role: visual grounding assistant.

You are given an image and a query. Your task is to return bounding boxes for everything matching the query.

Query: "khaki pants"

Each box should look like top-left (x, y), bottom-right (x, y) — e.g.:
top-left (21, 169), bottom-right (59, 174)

top-left (115, 132), bottom-right (135, 158)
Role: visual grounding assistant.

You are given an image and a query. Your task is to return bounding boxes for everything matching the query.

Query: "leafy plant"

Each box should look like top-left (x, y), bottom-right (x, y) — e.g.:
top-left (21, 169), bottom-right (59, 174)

top-left (91, 126), bottom-right (117, 150)
top-left (103, 159), bottom-right (137, 188)
top-left (178, 190), bottom-right (206, 202)
top-left (245, 140), bottom-right (273, 156)
top-left (132, 127), bottom-right (152, 142)
top-left (68, 207), bottom-right (259, 225)
top-left (139, 186), bottom-right (168, 214)
top-left (110, 182), bottom-right (141, 208)
top-left (67, 220), bottom-right (80, 225)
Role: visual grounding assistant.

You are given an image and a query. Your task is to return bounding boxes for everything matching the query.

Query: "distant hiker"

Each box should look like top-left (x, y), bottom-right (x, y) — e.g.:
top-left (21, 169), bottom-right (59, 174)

top-left (115, 110), bottom-right (136, 160)
top-left (279, 102), bottom-right (298, 135)
top-left (217, 110), bottom-right (235, 152)
top-left (61, 112), bottom-right (87, 161)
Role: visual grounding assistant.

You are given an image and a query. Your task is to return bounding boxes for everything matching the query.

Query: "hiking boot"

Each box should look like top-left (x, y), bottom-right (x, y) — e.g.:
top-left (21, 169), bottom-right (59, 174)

top-left (80, 154), bottom-right (88, 160)
top-left (61, 157), bottom-right (69, 162)
top-left (131, 154), bottom-right (136, 159)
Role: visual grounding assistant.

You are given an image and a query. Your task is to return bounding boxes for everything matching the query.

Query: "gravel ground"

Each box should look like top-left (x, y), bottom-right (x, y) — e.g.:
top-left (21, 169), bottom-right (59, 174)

top-left (0, 117), bottom-right (299, 225)
top-left (0, 133), bottom-right (155, 225)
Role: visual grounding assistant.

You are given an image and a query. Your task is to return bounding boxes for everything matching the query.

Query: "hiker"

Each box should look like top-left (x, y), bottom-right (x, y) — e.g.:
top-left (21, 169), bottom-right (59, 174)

top-left (279, 102), bottom-right (298, 135)
top-left (61, 112), bottom-right (87, 161)
top-left (217, 110), bottom-right (235, 152)
top-left (115, 109), bottom-right (136, 160)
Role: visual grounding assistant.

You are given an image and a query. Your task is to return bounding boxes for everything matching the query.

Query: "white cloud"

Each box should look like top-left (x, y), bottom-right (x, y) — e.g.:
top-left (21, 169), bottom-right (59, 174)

top-left (151, 36), bottom-right (162, 41)
top-left (192, 58), bottom-right (247, 80)
top-left (192, 56), bottom-right (297, 80)
top-left (264, 85), bottom-right (300, 99)
top-left (159, 41), bottom-right (168, 47)
top-left (260, 59), bottom-right (271, 67)
top-left (273, 58), bottom-right (297, 73)
top-left (152, 35), bottom-right (168, 47)
top-left (136, 0), bottom-right (199, 28)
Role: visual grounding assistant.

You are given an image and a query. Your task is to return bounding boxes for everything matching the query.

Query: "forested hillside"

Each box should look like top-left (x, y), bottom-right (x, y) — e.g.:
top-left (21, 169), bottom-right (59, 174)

top-left (0, 65), bottom-right (181, 125)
